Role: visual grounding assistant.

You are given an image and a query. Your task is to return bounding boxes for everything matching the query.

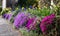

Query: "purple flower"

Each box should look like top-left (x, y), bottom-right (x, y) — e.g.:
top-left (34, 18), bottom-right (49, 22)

top-left (5, 14), bottom-right (9, 19)
top-left (3, 14), bottom-right (12, 20)
top-left (13, 12), bottom-right (30, 28)
top-left (14, 12), bottom-right (25, 20)
top-left (24, 8), bottom-right (26, 10)
top-left (7, 14), bottom-right (12, 21)
top-left (13, 12), bottom-right (25, 28)
top-left (19, 16), bottom-right (29, 26)
top-left (2, 14), bottom-right (7, 18)
top-left (29, 5), bottom-right (32, 9)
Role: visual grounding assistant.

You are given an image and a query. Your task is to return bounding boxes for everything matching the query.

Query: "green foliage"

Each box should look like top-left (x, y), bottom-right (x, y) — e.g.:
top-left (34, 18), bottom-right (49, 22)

top-left (19, 28), bottom-right (38, 36)
top-left (55, 6), bottom-right (60, 15)
top-left (0, 7), bottom-right (2, 13)
top-left (26, 7), bottom-right (53, 16)
top-left (0, 8), bottom-right (11, 15)
top-left (12, 10), bottom-right (20, 17)
top-left (10, 9), bottom-right (21, 23)
top-left (10, 17), bottom-right (14, 23)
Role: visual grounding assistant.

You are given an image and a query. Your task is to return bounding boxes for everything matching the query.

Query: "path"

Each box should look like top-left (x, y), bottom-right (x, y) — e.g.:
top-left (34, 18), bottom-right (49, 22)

top-left (0, 16), bottom-right (22, 36)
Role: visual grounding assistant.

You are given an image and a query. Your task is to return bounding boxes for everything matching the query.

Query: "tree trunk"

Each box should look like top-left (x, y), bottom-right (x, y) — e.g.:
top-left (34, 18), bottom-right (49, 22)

top-left (2, 0), bottom-right (6, 10)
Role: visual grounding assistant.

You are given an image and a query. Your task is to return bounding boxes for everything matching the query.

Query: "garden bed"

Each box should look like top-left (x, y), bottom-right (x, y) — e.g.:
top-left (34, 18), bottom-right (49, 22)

top-left (0, 7), bottom-right (60, 36)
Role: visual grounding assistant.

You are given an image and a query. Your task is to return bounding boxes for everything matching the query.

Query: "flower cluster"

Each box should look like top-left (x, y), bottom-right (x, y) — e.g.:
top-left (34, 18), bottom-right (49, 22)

top-left (26, 17), bottom-right (40, 31)
top-left (3, 14), bottom-right (7, 18)
top-left (26, 17), bottom-right (36, 30)
top-left (40, 14), bottom-right (56, 34)
top-left (13, 12), bottom-right (30, 28)
top-left (2, 11), bottom-right (56, 35)
top-left (7, 14), bottom-right (12, 21)
top-left (3, 13), bottom-right (12, 20)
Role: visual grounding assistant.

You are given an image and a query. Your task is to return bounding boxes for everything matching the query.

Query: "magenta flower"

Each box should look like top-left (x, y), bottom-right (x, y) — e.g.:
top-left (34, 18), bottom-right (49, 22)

top-left (26, 17), bottom-right (37, 31)
top-left (40, 14), bottom-right (56, 34)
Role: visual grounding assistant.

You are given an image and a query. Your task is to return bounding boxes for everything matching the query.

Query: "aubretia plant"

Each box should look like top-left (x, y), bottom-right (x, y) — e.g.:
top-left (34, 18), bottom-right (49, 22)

top-left (18, 13), bottom-right (30, 28)
top-left (13, 12), bottom-right (25, 28)
top-left (2, 14), bottom-right (7, 18)
top-left (26, 16), bottom-right (41, 31)
top-left (10, 10), bottom-right (21, 23)
top-left (7, 14), bottom-right (12, 21)
top-left (40, 14), bottom-right (56, 34)
top-left (3, 14), bottom-right (9, 19)
top-left (13, 12), bottom-right (30, 29)
top-left (26, 17), bottom-right (36, 31)
top-left (3, 13), bottom-right (12, 20)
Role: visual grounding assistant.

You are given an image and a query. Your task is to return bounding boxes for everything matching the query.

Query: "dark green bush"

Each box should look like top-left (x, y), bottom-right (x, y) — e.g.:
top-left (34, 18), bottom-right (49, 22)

top-left (0, 7), bottom-right (2, 12)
